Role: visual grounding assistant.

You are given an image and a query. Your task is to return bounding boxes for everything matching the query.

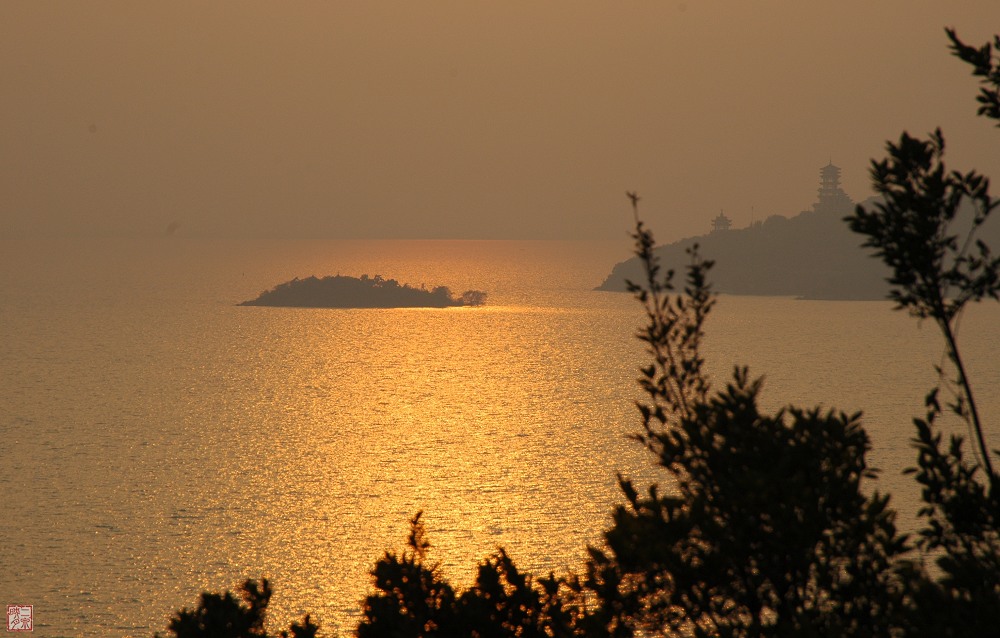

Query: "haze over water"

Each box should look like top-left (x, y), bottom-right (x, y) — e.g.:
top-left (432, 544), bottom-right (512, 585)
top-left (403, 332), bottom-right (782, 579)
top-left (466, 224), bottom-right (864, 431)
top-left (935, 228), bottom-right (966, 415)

top-left (2, 238), bottom-right (999, 636)
top-left (4, 2), bottom-right (1000, 243)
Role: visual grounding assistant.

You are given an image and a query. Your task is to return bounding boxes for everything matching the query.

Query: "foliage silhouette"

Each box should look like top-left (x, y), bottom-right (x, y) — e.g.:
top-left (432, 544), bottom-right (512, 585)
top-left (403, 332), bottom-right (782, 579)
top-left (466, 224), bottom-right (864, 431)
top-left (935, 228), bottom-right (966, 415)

top-left (357, 511), bottom-right (584, 637)
top-left (946, 28), bottom-right (1000, 124)
top-left (156, 578), bottom-right (318, 638)
top-left (844, 28), bottom-right (1000, 637)
top-left (577, 196), bottom-right (906, 638)
top-left (845, 129), bottom-right (999, 483)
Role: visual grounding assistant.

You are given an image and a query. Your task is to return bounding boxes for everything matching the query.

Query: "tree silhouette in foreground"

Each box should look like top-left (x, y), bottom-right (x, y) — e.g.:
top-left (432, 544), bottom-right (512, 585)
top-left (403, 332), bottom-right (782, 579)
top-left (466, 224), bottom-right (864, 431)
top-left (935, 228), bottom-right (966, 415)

top-left (159, 28), bottom-right (1000, 638)
top-left (578, 200), bottom-right (906, 638)
top-left (947, 27), bottom-right (1000, 125)
top-left (156, 578), bottom-right (318, 638)
top-left (357, 511), bottom-right (582, 637)
top-left (845, 27), bottom-right (1000, 638)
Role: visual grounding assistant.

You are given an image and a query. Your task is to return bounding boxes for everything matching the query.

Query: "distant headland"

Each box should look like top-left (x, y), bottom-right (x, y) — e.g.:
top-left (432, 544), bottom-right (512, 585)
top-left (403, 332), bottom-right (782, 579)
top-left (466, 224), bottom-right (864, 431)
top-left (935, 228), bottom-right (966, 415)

top-left (239, 274), bottom-right (487, 308)
top-left (601, 161), bottom-right (993, 299)
top-left (598, 163), bottom-right (918, 300)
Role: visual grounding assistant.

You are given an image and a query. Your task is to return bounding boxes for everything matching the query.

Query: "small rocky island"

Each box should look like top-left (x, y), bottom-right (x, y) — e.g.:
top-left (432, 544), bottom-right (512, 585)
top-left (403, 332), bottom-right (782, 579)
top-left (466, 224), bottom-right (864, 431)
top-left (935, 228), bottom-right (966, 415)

top-left (239, 274), bottom-right (487, 308)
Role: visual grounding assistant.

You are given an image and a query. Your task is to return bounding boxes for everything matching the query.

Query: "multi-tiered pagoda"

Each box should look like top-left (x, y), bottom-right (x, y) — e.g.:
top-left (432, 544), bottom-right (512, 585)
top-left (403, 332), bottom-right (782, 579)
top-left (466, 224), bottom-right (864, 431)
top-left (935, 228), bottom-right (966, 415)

top-left (812, 162), bottom-right (854, 214)
top-left (711, 210), bottom-right (733, 232)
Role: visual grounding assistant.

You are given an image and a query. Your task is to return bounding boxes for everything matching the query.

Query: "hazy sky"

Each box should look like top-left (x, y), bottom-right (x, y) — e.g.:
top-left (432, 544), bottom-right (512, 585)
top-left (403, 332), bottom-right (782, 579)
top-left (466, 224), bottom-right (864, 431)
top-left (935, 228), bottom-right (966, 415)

top-left (3, 2), bottom-right (999, 242)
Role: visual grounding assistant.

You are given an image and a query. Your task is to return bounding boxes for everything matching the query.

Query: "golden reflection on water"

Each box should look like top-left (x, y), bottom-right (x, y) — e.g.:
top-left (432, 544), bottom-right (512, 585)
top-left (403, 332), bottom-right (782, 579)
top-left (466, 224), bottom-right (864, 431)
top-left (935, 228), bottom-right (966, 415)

top-left (3, 238), bottom-right (999, 636)
top-left (221, 300), bottom-right (647, 633)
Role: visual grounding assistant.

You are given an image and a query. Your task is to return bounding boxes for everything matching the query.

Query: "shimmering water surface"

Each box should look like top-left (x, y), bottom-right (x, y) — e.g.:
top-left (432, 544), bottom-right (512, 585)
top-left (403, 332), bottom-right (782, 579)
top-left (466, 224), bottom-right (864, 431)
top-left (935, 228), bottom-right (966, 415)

top-left (2, 238), bottom-right (998, 636)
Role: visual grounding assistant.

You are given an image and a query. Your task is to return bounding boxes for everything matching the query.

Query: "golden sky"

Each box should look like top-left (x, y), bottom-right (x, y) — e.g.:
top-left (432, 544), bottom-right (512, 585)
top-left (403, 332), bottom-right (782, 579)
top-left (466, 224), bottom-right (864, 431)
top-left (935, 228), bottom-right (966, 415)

top-left (3, 1), bottom-right (999, 241)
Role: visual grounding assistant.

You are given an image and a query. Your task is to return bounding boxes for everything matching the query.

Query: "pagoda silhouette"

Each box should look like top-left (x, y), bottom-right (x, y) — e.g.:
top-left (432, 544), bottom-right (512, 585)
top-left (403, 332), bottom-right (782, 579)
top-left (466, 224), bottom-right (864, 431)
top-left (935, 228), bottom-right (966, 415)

top-left (812, 162), bottom-right (854, 215)
top-left (711, 210), bottom-right (733, 233)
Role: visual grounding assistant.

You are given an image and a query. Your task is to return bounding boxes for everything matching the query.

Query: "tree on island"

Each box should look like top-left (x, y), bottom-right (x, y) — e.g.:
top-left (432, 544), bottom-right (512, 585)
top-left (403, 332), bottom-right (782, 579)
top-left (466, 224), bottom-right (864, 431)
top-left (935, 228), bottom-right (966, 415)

top-left (158, 28), bottom-right (1000, 638)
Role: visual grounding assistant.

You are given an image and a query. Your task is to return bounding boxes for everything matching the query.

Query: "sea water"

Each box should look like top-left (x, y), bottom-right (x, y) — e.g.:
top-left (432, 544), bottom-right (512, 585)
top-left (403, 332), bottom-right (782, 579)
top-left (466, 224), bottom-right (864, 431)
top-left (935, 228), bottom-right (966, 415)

top-left (1, 237), bottom-right (998, 636)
